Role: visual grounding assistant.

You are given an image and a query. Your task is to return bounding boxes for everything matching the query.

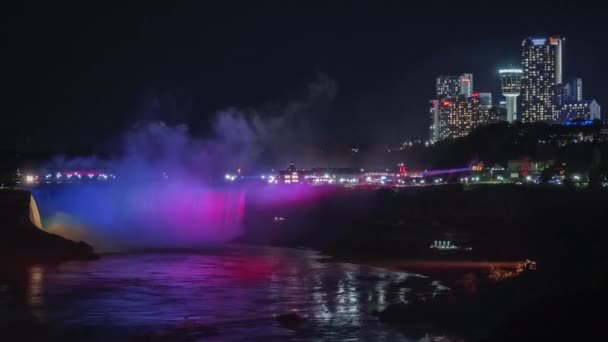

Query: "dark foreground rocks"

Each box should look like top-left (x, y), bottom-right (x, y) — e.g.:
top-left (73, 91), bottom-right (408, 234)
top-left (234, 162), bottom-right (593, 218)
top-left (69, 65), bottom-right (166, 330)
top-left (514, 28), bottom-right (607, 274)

top-left (0, 189), bottom-right (97, 263)
top-left (377, 268), bottom-right (608, 340)
top-left (0, 221), bottom-right (97, 263)
top-left (276, 312), bottom-right (305, 330)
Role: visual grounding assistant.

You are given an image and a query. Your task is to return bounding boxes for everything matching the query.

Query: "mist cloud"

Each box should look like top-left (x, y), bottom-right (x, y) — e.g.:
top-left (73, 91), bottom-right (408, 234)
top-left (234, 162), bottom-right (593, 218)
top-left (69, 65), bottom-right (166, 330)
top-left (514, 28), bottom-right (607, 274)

top-left (33, 74), bottom-right (341, 250)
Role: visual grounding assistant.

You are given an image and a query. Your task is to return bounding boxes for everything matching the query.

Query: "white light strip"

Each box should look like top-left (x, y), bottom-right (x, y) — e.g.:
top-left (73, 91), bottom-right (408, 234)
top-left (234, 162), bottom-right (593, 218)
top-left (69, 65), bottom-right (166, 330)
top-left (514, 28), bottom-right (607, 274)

top-left (499, 69), bottom-right (523, 74)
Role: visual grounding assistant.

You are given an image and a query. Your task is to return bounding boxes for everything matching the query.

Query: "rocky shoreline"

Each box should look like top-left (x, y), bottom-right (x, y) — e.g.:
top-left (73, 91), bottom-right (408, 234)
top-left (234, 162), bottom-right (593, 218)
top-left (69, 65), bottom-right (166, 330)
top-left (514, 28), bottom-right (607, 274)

top-left (238, 184), bottom-right (608, 340)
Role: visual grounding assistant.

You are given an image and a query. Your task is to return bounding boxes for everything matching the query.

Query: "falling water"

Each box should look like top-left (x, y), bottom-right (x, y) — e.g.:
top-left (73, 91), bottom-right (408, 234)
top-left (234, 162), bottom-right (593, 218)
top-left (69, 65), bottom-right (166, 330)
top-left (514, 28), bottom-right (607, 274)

top-left (29, 194), bottom-right (43, 229)
top-left (31, 184), bottom-right (248, 250)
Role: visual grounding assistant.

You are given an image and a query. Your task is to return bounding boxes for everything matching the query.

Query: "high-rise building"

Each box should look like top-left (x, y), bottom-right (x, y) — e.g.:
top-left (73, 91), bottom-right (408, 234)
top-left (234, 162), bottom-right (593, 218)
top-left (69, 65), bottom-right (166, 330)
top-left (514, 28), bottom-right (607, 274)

top-left (436, 76), bottom-right (461, 98)
top-left (562, 78), bottom-right (583, 102)
top-left (460, 74), bottom-right (474, 97)
top-left (499, 68), bottom-right (523, 122)
top-left (488, 107), bottom-right (507, 123)
top-left (573, 78), bottom-right (583, 101)
top-left (477, 93), bottom-right (493, 126)
top-left (436, 74), bottom-right (474, 98)
top-left (438, 96), bottom-right (481, 140)
top-left (561, 100), bottom-right (601, 122)
top-left (521, 36), bottom-right (563, 123)
top-left (429, 100), bottom-right (440, 143)
top-left (521, 37), bottom-right (563, 122)
top-left (431, 74), bottom-right (477, 141)
top-left (478, 93), bottom-right (493, 109)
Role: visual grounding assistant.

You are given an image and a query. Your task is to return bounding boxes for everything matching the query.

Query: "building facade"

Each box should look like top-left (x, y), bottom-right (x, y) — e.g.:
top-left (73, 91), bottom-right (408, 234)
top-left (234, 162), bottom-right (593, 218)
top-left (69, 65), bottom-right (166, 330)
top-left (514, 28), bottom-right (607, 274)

top-left (488, 107), bottom-right (507, 123)
top-left (429, 99), bottom-right (440, 142)
top-left (572, 78), bottom-right (583, 101)
top-left (521, 37), bottom-right (563, 123)
top-left (560, 100), bottom-right (601, 122)
top-left (431, 74), bottom-right (478, 141)
top-left (438, 96), bottom-right (481, 140)
top-left (436, 76), bottom-right (461, 98)
top-left (459, 74), bottom-right (474, 97)
top-left (479, 93), bottom-right (492, 109)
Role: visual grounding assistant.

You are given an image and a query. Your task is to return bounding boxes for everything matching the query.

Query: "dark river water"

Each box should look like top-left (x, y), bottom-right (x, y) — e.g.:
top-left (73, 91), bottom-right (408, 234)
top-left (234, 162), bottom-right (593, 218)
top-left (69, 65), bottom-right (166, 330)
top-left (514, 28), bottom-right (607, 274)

top-left (0, 246), bottom-right (454, 341)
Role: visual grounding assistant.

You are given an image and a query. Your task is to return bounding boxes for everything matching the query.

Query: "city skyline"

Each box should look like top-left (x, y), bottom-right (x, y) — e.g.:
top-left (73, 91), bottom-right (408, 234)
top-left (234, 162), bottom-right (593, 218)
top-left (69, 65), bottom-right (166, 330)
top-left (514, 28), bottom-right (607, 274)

top-left (3, 1), bottom-right (608, 154)
top-left (429, 34), bottom-right (602, 142)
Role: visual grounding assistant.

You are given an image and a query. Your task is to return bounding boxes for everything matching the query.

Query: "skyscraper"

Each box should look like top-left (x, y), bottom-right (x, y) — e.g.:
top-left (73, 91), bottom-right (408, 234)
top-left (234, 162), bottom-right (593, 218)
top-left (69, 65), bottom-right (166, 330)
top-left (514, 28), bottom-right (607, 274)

top-left (429, 100), bottom-right (440, 142)
top-left (499, 68), bottom-right (523, 122)
top-left (478, 93), bottom-right (492, 109)
top-left (435, 74), bottom-right (474, 98)
top-left (562, 78), bottom-right (583, 101)
top-left (521, 36), bottom-right (563, 123)
top-left (573, 78), bottom-right (583, 101)
top-left (436, 76), bottom-right (461, 98)
top-left (438, 96), bottom-right (481, 140)
top-left (459, 74), bottom-right (474, 97)
top-left (431, 74), bottom-right (478, 141)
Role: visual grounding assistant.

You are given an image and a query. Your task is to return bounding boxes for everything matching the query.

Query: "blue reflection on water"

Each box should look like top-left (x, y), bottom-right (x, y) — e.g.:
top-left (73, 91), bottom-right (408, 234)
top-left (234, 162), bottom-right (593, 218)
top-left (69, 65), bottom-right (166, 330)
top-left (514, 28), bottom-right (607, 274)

top-left (1, 246), bottom-right (455, 341)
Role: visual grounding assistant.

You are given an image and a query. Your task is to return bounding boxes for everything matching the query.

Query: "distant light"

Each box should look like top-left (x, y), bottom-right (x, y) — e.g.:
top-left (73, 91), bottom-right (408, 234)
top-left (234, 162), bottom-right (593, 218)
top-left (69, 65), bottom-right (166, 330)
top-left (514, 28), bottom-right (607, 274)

top-left (225, 174), bottom-right (231, 180)
top-left (25, 175), bottom-right (35, 184)
top-left (472, 92), bottom-right (480, 97)
top-left (531, 38), bottom-right (547, 46)
top-left (499, 69), bottom-right (523, 74)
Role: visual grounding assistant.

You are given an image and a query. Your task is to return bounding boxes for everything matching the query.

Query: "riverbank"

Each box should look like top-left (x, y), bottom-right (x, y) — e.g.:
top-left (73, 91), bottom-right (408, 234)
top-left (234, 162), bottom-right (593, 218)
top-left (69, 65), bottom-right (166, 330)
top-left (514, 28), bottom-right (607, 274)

top-left (238, 184), bottom-right (608, 339)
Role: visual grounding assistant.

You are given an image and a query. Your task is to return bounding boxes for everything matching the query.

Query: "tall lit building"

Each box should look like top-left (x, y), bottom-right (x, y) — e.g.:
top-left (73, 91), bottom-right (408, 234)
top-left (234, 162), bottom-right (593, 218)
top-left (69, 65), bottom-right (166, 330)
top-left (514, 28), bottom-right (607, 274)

top-left (438, 96), bottom-right (481, 140)
top-left (521, 36), bottom-right (563, 123)
top-left (431, 73), bottom-right (477, 141)
top-left (499, 68), bottom-right (523, 122)
top-left (476, 93), bottom-right (493, 126)
top-left (436, 74), bottom-right (474, 98)
top-left (429, 100), bottom-right (440, 142)
top-left (460, 74), bottom-right (474, 97)
top-left (563, 78), bottom-right (583, 101)
top-left (573, 78), bottom-right (583, 101)
top-left (436, 76), bottom-right (461, 98)
top-left (478, 93), bottom-right (493, 110)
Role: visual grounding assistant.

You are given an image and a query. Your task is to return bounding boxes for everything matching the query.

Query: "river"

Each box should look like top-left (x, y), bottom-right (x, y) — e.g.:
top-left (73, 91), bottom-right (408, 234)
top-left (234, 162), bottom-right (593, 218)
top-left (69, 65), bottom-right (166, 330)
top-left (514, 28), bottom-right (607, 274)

top-left (0, 246), bottom-right (454, 341)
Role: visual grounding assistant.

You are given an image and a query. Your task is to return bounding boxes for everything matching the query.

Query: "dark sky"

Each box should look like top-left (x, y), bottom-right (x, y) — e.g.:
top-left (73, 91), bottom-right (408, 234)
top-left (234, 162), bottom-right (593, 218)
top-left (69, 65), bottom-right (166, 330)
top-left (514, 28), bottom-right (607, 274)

top-left (4, 0), bottom-right (607, 152)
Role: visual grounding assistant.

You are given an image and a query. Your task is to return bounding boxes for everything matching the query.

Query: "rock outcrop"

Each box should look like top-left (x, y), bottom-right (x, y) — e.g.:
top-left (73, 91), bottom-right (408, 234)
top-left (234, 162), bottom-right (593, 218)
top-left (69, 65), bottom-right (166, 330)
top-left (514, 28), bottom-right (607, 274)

top-left (0, 189), bottom-right (96, 263)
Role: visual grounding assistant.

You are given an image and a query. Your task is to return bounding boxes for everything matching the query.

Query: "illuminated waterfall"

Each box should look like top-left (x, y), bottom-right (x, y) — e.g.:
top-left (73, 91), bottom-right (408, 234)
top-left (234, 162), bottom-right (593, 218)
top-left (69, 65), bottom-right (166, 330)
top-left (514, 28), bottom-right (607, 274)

top-left (29, 194), bottom-right (43, 229)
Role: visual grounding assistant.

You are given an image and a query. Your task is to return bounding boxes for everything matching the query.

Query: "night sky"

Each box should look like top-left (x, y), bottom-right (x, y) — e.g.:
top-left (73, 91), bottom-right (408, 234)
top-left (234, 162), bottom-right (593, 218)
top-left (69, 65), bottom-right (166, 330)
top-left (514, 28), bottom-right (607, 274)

top-left (4, 0), bottom-right (607, 153)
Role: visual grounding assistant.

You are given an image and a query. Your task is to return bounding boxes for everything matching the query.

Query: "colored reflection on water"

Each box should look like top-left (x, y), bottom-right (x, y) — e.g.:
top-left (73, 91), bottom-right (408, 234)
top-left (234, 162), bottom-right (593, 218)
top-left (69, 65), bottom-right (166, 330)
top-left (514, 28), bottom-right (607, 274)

top-left (0, 247), bottom-right (457, 341)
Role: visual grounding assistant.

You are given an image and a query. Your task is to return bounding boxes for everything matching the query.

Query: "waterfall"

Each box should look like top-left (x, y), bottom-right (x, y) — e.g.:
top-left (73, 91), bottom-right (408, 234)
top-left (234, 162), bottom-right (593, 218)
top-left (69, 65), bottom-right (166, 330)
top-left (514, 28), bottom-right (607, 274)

top-left (29, 194), bottom-right (43, 229)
